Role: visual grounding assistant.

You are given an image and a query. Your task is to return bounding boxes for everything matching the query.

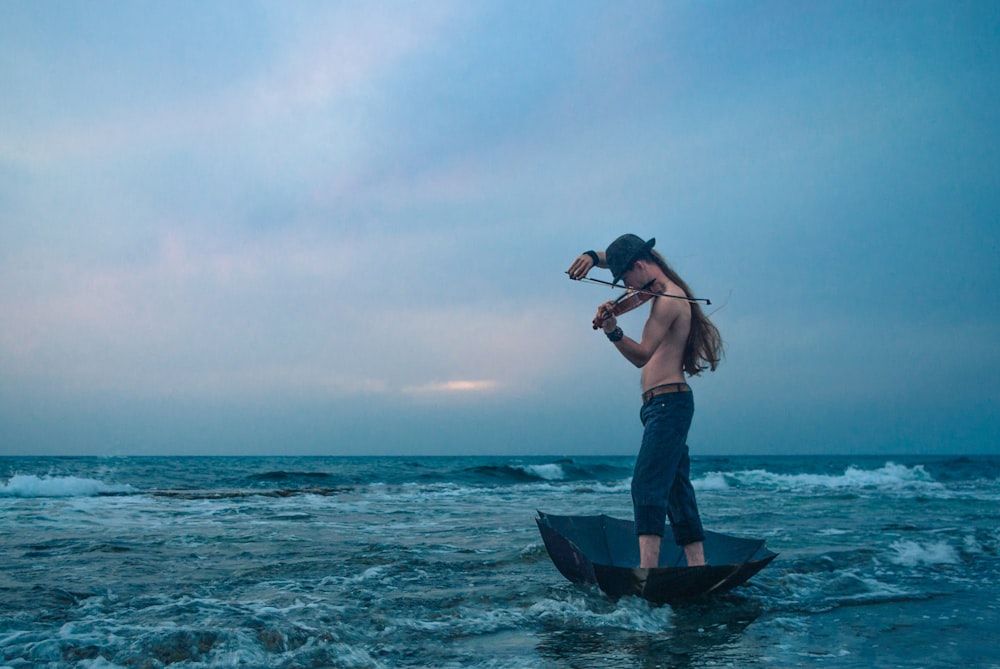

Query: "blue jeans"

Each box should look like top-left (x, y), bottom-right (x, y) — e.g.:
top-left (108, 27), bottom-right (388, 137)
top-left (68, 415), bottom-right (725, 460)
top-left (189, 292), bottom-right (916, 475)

top-left (631, 390), bottom-right (705, 546)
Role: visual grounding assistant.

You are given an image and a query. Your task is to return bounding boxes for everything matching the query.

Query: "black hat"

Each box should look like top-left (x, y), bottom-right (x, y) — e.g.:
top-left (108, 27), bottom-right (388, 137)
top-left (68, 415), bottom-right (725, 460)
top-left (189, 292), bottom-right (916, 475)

top-left (606, 234), bottom-right (656, 285)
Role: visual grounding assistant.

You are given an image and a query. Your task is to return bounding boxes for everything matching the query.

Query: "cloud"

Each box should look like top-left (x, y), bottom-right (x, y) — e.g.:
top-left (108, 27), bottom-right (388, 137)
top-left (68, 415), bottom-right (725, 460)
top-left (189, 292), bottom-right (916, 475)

top-left (403, 379), bottom-right (499, 395)
top-left (0, 215), bottom-right (587, 406)
top-left (2, 1), bottom-right (998, 455)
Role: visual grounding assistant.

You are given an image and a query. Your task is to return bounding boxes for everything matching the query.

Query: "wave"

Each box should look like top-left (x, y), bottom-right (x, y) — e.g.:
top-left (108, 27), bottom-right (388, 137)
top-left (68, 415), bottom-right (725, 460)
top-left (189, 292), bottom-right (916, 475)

top-left (466, 464), bottom-right (567, 483)
top-left (0, 474), bottom-right (351, 500)
top-left (245, 471), bottom-right (341, 488)
top-left (699, 462), bottom-right (944, 493)
top-left (2, 459), bottom-right (972, 500)
top-left (464, 459), bottom-right (631, 485)
top-left (0, 474), bottom-right (134, 498)
top-left (151, 487), bottom-right (351, 500)
top-left (526, 595), bottom-right (674, 633)
top-left (694, 472), bottom-right (731, 491)
top-left (888, 540), bottom-right (960, 567)
top-left (514, 463), bottom-right (567, 481)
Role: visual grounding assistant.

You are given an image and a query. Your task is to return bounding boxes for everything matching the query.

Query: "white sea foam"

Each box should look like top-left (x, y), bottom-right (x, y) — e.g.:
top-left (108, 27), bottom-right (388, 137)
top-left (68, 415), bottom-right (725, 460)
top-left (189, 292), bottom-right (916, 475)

top-left (888, 540), bottom-right (960, 567)
top-left (694, 472), bottom-right (730, 490)
top-left (836, 573), bottom-right (915, 604)
top-left (527, 595), bottom-right (673, 633)
top-left (516, 463), bottom-right (566, 481)
top-left (0, 475), bottom-right (134, 498)
top-left (724, 462), bottom-right (943, 493)
top-left (963, 534), bottom-right (984, 555)
top-left (586, 480), bottom-right (632, 495)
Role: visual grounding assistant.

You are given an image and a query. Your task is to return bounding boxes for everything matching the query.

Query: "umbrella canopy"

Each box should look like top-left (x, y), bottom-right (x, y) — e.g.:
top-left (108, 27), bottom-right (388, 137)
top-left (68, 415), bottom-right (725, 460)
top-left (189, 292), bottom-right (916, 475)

top-left (536, 511), bottom-right (777, 604)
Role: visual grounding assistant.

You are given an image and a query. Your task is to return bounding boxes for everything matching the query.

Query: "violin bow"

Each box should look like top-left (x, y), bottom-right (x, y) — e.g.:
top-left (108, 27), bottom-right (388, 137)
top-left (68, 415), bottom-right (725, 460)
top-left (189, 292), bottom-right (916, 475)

top-left (567, 273), bottom-right (711, 305)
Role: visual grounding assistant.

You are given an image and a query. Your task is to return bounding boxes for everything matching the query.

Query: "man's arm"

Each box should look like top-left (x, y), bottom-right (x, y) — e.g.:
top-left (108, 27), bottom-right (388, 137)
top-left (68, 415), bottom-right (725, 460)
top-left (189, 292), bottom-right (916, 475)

top-left (601, 297), bottom-right (680, 368)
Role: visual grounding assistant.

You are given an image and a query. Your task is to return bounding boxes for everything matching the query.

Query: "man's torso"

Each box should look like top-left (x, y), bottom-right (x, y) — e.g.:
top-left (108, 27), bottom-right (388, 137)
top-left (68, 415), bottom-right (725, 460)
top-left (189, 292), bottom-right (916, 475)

top-left (639, 282), bottom-right (691, 391)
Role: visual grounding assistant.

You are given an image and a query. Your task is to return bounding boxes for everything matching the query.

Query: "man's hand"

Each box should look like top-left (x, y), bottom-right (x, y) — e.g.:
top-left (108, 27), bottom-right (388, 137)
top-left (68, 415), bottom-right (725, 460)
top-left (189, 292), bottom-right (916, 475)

top-left (595, 301), bottom-right (617, 332)
top-left (567, 253), bottom-right (595, 280)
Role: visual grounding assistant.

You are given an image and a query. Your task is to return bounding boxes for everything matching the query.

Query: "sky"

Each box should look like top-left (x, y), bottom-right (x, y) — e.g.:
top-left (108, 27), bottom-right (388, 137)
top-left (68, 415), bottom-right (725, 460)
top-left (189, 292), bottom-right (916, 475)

top-left (1, 0), bottom-right (998, 457)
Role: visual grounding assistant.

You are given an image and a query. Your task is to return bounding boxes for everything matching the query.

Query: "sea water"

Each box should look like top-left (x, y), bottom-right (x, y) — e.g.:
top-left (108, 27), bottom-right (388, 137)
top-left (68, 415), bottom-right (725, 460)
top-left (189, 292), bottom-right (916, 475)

top-left (1, 455), bottom-right (998, 668)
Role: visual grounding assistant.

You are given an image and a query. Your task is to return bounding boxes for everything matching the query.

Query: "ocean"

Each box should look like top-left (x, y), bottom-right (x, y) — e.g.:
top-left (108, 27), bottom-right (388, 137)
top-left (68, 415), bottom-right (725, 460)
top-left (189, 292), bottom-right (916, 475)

top-left (1, 455), bottom-right (998, 668)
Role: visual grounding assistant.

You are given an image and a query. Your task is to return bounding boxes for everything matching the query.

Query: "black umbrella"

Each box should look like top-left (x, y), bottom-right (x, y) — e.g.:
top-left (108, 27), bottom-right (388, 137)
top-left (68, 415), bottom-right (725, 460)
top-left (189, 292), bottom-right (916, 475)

top-left (536, 511), bottom-right (778, 604)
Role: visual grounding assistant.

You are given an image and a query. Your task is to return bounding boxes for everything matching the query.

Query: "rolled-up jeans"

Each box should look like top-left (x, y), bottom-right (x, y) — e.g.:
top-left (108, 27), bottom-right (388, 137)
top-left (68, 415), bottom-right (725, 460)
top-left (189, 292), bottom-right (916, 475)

top-left (631, 390), bottom-right (705, 546)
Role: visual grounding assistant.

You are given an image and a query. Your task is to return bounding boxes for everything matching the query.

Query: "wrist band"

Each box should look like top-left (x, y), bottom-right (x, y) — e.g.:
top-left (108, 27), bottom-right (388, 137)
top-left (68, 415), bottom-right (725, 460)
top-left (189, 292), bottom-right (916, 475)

top-left (606, 326), bottom-right (624, 342)
top-left (584, 250), bottom-right (599, 265)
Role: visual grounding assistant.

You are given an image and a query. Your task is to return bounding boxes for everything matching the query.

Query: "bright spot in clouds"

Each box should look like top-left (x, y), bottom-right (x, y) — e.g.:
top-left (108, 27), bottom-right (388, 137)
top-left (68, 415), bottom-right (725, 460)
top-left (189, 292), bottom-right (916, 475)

top-left (404, 380), bottom-right (499, 395)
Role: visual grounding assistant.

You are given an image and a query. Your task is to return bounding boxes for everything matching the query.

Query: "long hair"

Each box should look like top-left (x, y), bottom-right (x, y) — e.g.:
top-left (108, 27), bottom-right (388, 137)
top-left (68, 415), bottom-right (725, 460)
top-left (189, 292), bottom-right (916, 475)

top-left (644, 250), bottom-right (723, 376)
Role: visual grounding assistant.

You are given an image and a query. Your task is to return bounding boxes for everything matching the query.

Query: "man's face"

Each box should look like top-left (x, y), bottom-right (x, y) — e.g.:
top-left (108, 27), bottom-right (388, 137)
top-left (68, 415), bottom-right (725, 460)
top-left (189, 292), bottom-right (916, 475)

top-left (623, 261), bottom-right (645, 289)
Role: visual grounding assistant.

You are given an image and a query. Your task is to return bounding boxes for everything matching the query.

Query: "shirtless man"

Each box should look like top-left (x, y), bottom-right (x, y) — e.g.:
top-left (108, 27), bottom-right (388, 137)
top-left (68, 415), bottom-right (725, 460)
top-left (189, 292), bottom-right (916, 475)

top-left (568, 234), bottom-right (722, 569)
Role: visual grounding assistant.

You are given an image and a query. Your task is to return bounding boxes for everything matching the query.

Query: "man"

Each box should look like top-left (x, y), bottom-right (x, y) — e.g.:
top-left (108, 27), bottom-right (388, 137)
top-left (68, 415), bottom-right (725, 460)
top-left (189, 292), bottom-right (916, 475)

top-left (568, 234), bottom-right (722, 569)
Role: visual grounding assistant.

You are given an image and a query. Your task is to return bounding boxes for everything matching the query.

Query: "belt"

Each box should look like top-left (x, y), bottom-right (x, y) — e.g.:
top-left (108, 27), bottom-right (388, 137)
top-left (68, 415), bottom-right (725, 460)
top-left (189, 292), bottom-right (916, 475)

top-left (641, 383), bottom-right (691, 403)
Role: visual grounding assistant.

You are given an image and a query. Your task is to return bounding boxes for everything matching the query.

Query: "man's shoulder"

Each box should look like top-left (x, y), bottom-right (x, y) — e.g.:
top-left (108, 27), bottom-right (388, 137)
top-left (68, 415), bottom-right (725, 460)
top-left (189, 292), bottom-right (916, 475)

top-left (649, 292), bottom-right (691, 341)
top-left (651, 285), bottom-right (690, 317)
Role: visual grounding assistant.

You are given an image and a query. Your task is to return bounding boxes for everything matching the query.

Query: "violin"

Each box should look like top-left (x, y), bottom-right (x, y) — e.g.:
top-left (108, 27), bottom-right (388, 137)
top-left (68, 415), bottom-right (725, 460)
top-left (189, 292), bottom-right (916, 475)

top-left (592, 281), bottom-right (656, 330)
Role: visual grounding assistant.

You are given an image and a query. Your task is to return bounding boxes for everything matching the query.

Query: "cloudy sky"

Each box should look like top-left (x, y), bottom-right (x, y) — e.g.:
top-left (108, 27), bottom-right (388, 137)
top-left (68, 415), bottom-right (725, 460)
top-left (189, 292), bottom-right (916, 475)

top-left (1, 1), bottom-right (997, 457)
